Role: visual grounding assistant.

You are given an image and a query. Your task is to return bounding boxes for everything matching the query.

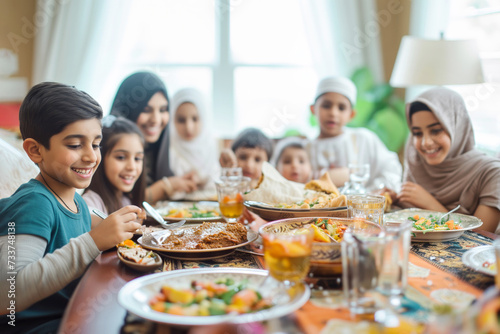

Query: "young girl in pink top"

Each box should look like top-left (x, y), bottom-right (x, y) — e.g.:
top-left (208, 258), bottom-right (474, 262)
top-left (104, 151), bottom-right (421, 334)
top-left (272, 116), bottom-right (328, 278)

top-left (83, 116), bottom-right (146, 226)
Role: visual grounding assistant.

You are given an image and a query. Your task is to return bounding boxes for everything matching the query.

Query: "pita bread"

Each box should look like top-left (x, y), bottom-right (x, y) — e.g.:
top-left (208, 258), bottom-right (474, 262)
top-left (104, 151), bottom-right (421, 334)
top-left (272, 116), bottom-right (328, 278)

top-left (244, 162), bottom-right (324, 204)
top-left (244, 162), bottom-right (346, 207)
top-left (305, 173), bottom-right (339, 196)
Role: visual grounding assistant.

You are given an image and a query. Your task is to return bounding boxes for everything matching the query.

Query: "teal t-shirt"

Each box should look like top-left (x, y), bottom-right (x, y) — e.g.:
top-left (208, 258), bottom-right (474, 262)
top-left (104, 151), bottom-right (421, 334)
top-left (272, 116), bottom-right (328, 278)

top-left (0, 179), bottom-right (91, 320)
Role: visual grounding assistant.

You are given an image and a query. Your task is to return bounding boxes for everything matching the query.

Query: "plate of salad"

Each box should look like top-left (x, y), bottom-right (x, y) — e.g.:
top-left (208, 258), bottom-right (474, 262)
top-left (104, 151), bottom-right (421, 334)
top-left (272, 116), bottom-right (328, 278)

top-left (117, 268), bottom-right (310, 326)
top-left (154, 201), bottom-right (223, 222)
top-left (384, 208), bottom-right (483, 242)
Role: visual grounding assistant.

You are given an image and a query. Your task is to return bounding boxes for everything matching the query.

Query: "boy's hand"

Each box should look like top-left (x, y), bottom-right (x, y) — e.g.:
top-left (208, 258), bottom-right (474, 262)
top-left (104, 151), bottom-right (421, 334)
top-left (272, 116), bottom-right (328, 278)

top-left (327, 167), bottom-right (350, 188)
top-left (378, 187), bottom-right (398, 204)
top-left (89, 205), bottom-right (143, 251)
top-left (219, 148), bottom-right (237, 168)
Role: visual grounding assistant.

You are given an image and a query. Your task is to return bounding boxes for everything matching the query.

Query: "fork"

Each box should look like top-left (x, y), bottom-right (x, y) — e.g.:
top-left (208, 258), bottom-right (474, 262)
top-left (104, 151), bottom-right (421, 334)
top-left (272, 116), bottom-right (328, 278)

top-left (141, 220), bottom-right (186, 246)
top-left (438, 205), bottom-right (461, 224)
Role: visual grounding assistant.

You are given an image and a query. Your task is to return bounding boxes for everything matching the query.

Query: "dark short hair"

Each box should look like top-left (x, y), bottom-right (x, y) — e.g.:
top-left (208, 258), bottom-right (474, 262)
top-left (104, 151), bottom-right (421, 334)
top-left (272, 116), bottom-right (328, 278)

top-left (231, 128), bottom-right (273, 161)
top-left (409, 101), bottom-right (431, 122)
top-left (85, 116), bottom-right (145, 212)
top-left (19, 82), bottom-right (103, 148)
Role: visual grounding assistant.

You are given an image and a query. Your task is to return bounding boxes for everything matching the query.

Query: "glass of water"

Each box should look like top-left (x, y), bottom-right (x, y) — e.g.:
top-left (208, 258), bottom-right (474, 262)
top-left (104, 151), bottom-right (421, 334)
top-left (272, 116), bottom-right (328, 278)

top-left (348, 163), bottom-right (370, 194)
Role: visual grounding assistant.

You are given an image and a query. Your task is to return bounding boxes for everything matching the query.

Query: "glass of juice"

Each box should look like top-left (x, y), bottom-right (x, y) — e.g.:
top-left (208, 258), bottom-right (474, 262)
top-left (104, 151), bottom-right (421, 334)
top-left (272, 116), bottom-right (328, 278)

top-left (215, 176), bottom-right (250, 223)
top-left (260, 226), bottom-right (314, 283)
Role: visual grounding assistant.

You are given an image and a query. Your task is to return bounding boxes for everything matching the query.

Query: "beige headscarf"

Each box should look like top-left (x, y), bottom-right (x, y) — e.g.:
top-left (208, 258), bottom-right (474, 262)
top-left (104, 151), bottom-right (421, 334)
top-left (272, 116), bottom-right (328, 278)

top-left (404, 87), bottom-right (500, 215)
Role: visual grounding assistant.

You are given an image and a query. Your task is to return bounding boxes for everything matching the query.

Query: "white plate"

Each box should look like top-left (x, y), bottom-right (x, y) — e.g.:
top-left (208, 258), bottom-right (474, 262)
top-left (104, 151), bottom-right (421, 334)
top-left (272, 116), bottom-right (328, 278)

top-left (462, 245), bottom-right (496, 276)
top-left (117, 268), bottom-right (310, 326)
top-left (154, 201), bottom-right (223, 222)
top-left (137, 223), bottom-right (258, 260)
top-left (384, 208), bottom-right (483, 242)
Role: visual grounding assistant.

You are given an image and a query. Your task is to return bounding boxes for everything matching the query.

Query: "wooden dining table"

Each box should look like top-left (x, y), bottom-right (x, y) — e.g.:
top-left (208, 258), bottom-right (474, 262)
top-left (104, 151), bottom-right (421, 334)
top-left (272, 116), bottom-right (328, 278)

top-left (57, 218), bottom-right (498, 334)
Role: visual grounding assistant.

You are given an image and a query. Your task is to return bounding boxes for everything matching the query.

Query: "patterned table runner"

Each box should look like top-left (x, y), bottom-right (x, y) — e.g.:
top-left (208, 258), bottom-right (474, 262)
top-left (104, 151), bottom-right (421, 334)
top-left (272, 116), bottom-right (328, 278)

top-left (410, 231), bottom-right (495, 290)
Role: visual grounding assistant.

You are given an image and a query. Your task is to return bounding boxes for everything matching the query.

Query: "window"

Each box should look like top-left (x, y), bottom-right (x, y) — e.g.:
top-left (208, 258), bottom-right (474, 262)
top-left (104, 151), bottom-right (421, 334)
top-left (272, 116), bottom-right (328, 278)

top-left (446, 0), bottom-right (500, 155)
top-left (100, 0), bottom-right (317, 139)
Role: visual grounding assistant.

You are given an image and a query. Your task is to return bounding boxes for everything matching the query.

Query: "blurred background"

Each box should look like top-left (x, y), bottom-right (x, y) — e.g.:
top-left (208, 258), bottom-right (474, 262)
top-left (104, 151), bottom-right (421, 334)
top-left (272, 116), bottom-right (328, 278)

top-left (0, 0), bottom-right (499, 157)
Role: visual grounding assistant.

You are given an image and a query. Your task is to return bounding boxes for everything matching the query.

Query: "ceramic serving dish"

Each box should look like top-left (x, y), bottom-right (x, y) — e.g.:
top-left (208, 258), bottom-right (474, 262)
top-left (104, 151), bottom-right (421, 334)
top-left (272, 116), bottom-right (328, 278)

top-left (244, 201), bottom-right (347, 221)
top-left (259, 217), bottom-right (382, 277)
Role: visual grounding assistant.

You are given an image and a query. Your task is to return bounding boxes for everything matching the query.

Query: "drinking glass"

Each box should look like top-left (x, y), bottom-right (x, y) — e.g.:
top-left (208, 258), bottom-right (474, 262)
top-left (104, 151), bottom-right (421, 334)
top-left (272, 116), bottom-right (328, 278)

top-left (378, 220), bottom-right (412, 305)
top-left (261, 229), bottom-right (313, 283)
top-left (347, 194), bottom-right (385, 225)
top-left (214, 176), bottom-right (250, 223)
top-left (348, 163), bottom-right (370, 194)
top-left (259, 227), bottom-right (314, 303)
top-left (342, 229), bottom-right (385, 315)
top-left (221, 167), bottom-right (243, 178)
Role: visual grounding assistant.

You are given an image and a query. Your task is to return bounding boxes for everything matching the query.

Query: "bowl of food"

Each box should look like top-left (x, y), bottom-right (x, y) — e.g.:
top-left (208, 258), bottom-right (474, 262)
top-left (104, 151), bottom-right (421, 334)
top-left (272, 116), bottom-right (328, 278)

top-left (259, 217), bottom-right (382, 277)
top-left (117, 240), bottom-right (163, 272)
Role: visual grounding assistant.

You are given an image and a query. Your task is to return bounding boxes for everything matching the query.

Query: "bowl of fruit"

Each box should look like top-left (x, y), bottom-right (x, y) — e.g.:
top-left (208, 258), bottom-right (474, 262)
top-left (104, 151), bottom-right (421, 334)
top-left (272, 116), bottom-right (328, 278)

top-left (259, 217), bottom-right (382, 277)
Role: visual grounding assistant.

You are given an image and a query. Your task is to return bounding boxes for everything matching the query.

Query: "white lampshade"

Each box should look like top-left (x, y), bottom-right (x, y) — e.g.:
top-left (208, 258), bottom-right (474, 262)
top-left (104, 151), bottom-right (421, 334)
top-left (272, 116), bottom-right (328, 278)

top-left (390, 36), bottom-right (485, 87)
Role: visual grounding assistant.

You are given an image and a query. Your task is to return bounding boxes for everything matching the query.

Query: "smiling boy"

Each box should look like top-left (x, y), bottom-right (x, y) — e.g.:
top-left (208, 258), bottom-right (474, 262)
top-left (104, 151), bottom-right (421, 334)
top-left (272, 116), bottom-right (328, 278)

top-left (0, 82), bottom-right (143, 333)
top-left (308, 76), bottom-right (402, 190)
top-left (220, 128), bottom-right (273, 188)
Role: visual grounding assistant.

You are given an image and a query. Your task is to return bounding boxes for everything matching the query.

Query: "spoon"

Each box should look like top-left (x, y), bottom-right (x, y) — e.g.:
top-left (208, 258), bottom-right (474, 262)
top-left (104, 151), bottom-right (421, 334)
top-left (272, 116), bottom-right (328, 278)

top-left (438, 205), bottom-right (461, 223)
top-left (142, 201), bottom-right (186, 230)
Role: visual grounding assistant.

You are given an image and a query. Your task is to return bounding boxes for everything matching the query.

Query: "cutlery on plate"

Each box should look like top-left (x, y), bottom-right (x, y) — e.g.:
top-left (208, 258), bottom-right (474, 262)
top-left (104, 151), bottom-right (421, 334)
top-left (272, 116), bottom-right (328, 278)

top-left (438, 205), bottom-right (461, 223)
top-left (142, 201), bottom-right (186, 230)
top-left (92, 209), bottom-right (108, 220)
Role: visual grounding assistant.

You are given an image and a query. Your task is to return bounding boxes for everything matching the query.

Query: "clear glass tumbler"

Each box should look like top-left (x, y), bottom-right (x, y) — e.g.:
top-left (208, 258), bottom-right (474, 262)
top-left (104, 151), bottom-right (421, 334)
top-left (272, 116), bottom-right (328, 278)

top-left (342, 229), bottom-right (385, 315)
top-left (214, 176), bottom-right (250, 223)
top-left (347, 194), bottom-right (385, 225)
top-left (377, 220), bottom-right (412, 305)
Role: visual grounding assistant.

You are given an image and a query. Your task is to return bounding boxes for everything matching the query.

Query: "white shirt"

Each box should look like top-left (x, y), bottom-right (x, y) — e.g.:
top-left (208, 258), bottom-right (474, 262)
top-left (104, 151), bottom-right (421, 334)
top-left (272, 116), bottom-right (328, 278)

top-left (307, 127), bottom-right (402, 190)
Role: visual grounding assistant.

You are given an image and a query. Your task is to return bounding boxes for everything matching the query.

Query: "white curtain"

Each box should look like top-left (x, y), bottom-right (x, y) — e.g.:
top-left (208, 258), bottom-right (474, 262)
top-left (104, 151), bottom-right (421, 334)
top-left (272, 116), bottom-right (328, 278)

top-left (32, 0), bottom-right (132, 99)
top-left (299, 0), bottom-right (384, 82)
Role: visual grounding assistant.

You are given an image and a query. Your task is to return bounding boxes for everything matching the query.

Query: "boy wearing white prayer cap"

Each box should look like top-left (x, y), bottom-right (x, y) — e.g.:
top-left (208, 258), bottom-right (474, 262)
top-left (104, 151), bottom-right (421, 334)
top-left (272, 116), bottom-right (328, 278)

top-left (308, 76), bottom-right (402, 191)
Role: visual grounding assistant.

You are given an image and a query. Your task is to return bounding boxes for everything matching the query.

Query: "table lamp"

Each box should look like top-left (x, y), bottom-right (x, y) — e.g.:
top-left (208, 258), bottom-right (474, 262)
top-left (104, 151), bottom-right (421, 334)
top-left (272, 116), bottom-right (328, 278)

top-left (390, 35), bottom-right (485, 87)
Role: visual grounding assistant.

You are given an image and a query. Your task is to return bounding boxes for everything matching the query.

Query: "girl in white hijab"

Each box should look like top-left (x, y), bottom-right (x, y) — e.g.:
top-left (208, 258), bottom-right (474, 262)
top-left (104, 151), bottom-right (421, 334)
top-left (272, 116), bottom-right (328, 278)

top-left (169, 88), bottom-right (220, 198)
top-left (398, 87), bottom-right (500, 232)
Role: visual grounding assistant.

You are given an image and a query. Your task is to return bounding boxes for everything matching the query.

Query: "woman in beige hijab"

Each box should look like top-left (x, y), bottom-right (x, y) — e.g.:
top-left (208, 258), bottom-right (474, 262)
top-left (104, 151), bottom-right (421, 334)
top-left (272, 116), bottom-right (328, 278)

top-left (397, 87), bottom-right (500, 232)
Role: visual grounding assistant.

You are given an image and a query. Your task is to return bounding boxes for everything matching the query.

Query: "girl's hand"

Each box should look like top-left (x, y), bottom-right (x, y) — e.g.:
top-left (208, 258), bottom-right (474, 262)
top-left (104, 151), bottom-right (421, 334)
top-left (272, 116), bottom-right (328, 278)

top-left (397, 182), bottom-right (446, 212)
top-left (219, 148), bottom-right (237, 168)
top-left (89, 205), bottom-right (143, 251)
top-left (183, 170), bottom-right (201, 186)
top-left (169, 175), bottom-right (198, 193)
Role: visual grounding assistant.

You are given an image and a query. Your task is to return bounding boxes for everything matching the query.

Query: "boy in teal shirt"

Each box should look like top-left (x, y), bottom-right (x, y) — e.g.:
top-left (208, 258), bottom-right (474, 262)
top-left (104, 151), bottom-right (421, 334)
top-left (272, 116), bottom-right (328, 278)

top-left (0, 82), bottom-right (143, 333)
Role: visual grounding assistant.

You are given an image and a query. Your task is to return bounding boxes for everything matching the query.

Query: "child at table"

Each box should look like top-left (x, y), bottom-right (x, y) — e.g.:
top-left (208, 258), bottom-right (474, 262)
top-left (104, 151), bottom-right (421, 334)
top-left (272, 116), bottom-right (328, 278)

top-left (110, 72), bottom-right (198, 204)
top-left (83, 116), bottom-right (146, 227)
top-left (271, 136), bottom-right (312, 184)
top-left (219, 128), bottom-right (273, 188)
top-left (0, 82), bottom-right (143, 333)
top-left (395, 87), bottom-right (500, 232)
top-left (169, 88), bottom-right (220, 198)
top-left (307, 76), bottom-right (402, 190)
